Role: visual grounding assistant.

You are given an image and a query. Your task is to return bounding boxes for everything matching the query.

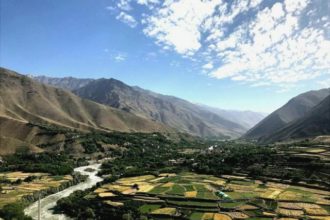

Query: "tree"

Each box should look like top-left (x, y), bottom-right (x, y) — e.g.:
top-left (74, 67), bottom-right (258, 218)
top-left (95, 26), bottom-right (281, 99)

top-left (0, 202), bottom-right (32, 220)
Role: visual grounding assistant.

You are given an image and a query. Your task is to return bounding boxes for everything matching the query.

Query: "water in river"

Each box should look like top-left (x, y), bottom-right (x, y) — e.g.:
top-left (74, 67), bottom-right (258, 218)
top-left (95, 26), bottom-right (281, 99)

top-left (24, 163), bottom-right (103, 220)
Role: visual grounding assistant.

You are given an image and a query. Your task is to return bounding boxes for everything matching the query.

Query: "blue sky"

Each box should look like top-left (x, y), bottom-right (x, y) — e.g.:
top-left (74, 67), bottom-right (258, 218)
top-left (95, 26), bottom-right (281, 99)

top-left (1, 0), bottom-right (329, 113)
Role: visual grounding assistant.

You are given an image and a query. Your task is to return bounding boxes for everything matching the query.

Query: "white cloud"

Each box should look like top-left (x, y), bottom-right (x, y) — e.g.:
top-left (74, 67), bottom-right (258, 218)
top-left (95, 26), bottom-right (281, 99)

top-left (205, 0), bottom-right (330, 87)
top-left (112, 53), bottom-right (127, 62)
top-left (105, 6), bottom-right (116, 11)
top-left (107, 0), bottom-right (330, 89)
top-left (203, 62), bottom-right (213, 70)
top-left (137, 0), bottom-right (159, 6)
top-left (117, 0), bottom-right (132, 11)
top-left (143, 0), bottom-right (219, 55)
top-left (116, 12), bottom-right (138, 28)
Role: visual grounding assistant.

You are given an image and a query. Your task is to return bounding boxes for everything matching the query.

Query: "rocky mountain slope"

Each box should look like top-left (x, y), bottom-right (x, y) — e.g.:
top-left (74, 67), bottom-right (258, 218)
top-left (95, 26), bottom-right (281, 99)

top-left (32, 75), bottom-right (93, 90)
top-left (244, 88), bottom-right (330, 142)
top-left (34, 76), bottom-right (266, 137)
top-left (73, 78), bottom-right (246, 138)
top-left (0, 68), bottom-right (170, 154)
top-left (260, 94), bottom-right (330, 143)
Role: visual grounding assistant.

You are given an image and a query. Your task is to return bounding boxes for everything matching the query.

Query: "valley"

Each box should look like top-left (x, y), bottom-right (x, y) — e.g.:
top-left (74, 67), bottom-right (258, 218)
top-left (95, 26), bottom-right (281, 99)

top-left (1, 0), bottom-right (330, 219)
top-left (0, 68), bottom-right (329, 220)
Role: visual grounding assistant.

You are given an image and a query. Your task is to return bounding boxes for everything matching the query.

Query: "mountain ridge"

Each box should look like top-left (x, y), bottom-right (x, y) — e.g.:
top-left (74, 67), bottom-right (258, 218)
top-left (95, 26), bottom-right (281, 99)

top-left (32, 75), bottom-right (266, 138)
top-left (244, 88), bottom-right (330, 142)
top-left (0, 67), bottom-right (172, 154)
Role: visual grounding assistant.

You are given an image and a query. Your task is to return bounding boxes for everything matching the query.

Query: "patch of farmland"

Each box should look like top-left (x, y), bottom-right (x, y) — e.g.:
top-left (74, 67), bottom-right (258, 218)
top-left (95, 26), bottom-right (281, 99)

top-left (166, 200), bottom-right (219, 208)
top-left (151, 207), bottom-right (177, 216)
top-left (0, 172), bottom-right (73, 208)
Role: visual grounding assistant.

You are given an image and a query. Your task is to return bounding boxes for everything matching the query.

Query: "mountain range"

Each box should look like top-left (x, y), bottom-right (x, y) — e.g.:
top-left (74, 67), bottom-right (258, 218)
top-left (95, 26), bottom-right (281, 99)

top-left (0, 68), bottom-right (169, 154)
top-left (34, 75), bottom-right (266, 138)
top-left (1, 67), bottom-right (329, 150)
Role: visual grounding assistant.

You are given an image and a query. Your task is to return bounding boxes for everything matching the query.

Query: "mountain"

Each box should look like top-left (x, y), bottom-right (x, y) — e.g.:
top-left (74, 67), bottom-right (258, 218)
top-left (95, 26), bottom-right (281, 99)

top-left (0, 68), bottom-right (170, 153)
top-left (244, 88), bottom-right (330, 142)
top-left (73, 78), bottom-right (247, 138)
top-left (33, 75), bottom-right (266, 137)
top-left (197, 105), bottom-right (267, 129)
top-left (260, 94), bottom-right (330, 143)
top-left (33, 75), bottom-right (93, 90)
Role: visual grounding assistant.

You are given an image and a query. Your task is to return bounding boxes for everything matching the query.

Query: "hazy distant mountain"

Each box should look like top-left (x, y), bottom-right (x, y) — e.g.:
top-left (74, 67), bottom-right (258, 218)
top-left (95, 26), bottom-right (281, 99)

top-left (244, 88), bottom-right (330, 141)
top-left (74, 78), bottom-right (247, 138)
top-left (197, 105), bottom-right (267, 129)
top-left (33, 75), bottom-right (93, 90)
top-left (0, 68), bottom-right (169, 153)
top-left (260, 94), bottom-right (330, 143)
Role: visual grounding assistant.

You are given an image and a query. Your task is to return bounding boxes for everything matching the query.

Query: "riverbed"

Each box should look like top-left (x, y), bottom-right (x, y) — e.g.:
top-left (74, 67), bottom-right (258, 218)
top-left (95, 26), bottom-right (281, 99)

top-left (24, 163), bottom-right (103, 220)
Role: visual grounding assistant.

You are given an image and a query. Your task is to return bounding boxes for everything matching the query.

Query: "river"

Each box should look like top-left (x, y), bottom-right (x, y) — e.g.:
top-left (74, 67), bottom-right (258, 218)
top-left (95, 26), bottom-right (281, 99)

top-left (24, 163), bottom-right (103, 220)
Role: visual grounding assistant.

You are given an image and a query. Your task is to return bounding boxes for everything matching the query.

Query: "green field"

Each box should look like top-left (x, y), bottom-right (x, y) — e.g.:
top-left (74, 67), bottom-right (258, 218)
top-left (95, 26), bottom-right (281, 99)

top-left (92, 172), bottom-right (330, 219)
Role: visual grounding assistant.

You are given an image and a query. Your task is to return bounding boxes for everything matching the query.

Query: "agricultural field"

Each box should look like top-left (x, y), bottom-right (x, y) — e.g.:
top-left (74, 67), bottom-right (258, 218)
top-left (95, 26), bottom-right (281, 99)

top-left (0, 171), bottom-right (73, 208)
top-left (93, 172), bottom-right (330, 219)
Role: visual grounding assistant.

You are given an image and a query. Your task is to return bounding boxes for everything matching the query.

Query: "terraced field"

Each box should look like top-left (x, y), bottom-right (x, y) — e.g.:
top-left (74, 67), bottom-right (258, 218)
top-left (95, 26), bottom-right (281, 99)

top-left (93, 172), bottom-right (330, 220)
top-left (0, 171), bottom-right (73, 208)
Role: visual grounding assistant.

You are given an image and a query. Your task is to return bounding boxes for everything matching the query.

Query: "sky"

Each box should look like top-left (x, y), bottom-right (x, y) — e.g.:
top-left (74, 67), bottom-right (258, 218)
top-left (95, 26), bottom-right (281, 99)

top-left (1, 0), bottom-right (329, 113)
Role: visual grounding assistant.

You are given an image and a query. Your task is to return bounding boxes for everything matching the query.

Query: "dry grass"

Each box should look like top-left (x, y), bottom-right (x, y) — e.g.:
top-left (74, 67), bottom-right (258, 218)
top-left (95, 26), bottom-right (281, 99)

top-left (185, 191), bottom-right (197, 198)
top-left (279, 202), bottom-right (302, 210)
top-left (0, 172), bottom-right (72, 208)
top-left (305, 208), bottom-right (329, 216)
top-left (98, 192), bottom-right (117, 198)
top-left (94, 188), bottom-right (108, 193)
top-left (116, 175), bottom-right (156, 184)
top-left (102, 184), bottom-right (131, 193)
top-left (159, 173), bottom-right (177, 177)
top-left (162, 182), bottom-right (174, 187)
top-left (238, 204), bottom-right (259, 210)
top-left (226, 212), bottom-right (249, 219)
top-left (260, 188), bottom-right (283, 199)
top-left (138, 183), bottom-right (157, 192)
top-left (202, 213), bottom-right (214, 220)
top-left (103, 200), bottom-right (124, 207)
top-left (305, 148), bottom-right (327, 153)
top-left (151, 207), bottom-right (177, 215)
top-left (308, 216), bottom-right (330, 220)
top-left (214, 214), bottom-right (232, 220)
top-left (278, 208), bottom-right (304, 217)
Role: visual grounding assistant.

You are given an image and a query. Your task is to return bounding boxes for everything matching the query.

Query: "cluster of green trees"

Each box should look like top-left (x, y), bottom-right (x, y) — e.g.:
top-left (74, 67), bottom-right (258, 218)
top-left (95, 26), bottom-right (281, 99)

top-left (191, 144), bottom-right (276, 176)
top-left (0, 152), bottom-right (75, 175)
top-left (0, 202), bottom-right (32, 220)
top-left (55, 190), bottom-right (143, 219)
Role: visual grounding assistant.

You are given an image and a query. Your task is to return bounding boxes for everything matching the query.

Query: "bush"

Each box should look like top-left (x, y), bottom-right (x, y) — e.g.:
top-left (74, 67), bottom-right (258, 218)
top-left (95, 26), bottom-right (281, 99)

top-left (0, 202), bottom-right (32, 220)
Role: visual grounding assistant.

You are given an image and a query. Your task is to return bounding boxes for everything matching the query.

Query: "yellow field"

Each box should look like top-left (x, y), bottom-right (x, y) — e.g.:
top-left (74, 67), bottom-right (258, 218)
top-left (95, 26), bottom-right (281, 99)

top-left (308, 216), bottom-right (330, 220)
top-left (260, 188), bottom-right (284, 199)
top-left (159, 173), bottom-right (177, 177)
top-left (115, 175), bottom-right (156, 184)
top-left (103, 200), bottom-right (124, 207)
top-left (151, 207), bottom-right (177, 215)
top-left (0, 172), bottom-right (72, 208)
top-left (226, 212), bottom-right (249, 219)
top-left (138, 183), bottom-right (157, 192)
top-left (98, 192), bottom-right (117, 198)
top-left (162, 182), bottom-right (174, 187)
top-left (185, 191), bottom-right (197, 198)
top-left (305, 148), bottom-right (326, 153)
top-left (305, 208), bottom-right (329, 216)
top-left (278, 208), bottom-right (305, 217)
top-left (0, 171), bottom-right (47, 182)
top-left (214, 213), bottom-right (232, 220)
top-left (202, 212), bottom-right (214, 220)
top-left (94, 187), bottom-right (108, 193)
